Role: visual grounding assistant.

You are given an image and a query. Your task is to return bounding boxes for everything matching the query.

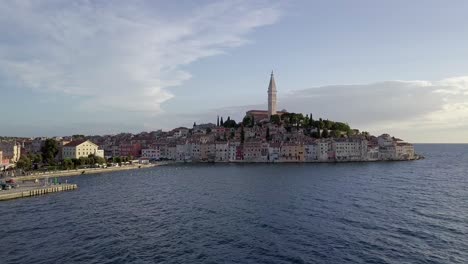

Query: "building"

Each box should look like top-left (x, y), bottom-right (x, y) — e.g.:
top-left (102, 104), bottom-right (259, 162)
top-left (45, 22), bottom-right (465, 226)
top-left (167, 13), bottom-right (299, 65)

top-left (57, 140), bottom-right (71, 160)
top-left (268, 71), bottom-right (277, 117)
top-left (304, 143), bottom-right (318, 161)
top-left (173, 127), bottom-right (189, 138)
top-left (228, 141), bottom-right (241, 161)
top-left (62, 140), bottom-right (104, 159)
top-left (246, 72), bottom-right (287, 122)
top-left (176, 143), bottom-right (191, 161)
top-left (396, 142), bottom-right (415, 160)
top-left (215, 142), bottom-right (229, 162)
top-left (279, 143), bottom-right (305, 162)
top-left (317, 141), bottom-right (332, 161)
top-left (141, 147), bottom-right (161, 160)
top-left (120, 143), bottom-right (142, 158)
top-left (268, 143), bottom-right (281, 162)
top-left (243, 141), bottom-right (263, 161)
top-left (0, 142), bottom-right (21, 163)
top-left (332, 139), bottom-right (367, 161)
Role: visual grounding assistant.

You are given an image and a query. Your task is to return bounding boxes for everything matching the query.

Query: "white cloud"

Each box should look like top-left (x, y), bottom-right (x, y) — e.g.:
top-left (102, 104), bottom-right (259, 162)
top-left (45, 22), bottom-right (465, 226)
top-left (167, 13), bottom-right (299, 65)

top-left (0, 0), bottom-right (281, 112)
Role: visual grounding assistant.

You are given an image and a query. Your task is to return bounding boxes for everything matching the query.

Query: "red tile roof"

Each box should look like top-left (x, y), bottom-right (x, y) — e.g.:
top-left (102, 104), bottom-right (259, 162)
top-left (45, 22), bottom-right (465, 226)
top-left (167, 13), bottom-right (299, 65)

top-left (64, 139), bottom-right (88, 147)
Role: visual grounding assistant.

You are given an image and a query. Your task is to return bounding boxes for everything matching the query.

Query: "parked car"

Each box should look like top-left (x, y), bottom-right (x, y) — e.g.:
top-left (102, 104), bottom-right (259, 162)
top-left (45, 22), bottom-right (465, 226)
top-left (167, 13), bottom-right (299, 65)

top-left (5, 179), bottom-right (19, 188)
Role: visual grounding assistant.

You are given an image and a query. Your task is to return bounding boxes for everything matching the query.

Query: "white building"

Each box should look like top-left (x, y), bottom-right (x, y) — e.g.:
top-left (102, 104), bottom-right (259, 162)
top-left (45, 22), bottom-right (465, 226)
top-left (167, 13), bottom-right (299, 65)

top-left (228, 141), bottom-right (241, 162)
top-left (166, 145), bottom-right (177, 160)
top-left (367, 145), bottom-right (380, 161)
top-left (304, 143), bottom-right (318, 161)
top-left (141, 147), bottom-right (161, 160)
top-left (173, 128), bottom-right (189, 138)
top-left (317, 141), bottom-right (331, 161)
top-left (268, 143), bottom-right (281, 162)
top-left (176, 143), bottom-right (191, 161)
top-left (332, 139), bottom-right (368, 161)
top-left (191, 142), bottom-right (201, 161)
top-left (62, 140), bottom-right (104, 159)
top-left (215, 142), bottom-right (229, 162)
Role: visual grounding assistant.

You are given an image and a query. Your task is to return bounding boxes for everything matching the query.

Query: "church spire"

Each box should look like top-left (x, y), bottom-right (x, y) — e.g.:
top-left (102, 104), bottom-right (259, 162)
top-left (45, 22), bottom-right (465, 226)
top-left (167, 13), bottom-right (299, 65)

top-left (268, 71), bottom-right (277, 117)
top-left (268, 71), bottom-right (277, 92)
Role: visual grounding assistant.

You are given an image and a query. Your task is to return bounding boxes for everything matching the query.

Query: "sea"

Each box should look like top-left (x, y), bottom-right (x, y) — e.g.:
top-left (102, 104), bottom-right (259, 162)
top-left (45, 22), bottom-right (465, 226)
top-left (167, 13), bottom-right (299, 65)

top-left (0, 144), bottom-right (467, 264)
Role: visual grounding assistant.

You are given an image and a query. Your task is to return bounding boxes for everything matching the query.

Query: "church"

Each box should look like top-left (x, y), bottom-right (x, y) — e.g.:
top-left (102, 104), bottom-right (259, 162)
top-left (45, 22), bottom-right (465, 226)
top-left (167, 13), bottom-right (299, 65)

top-left (246, 71), bottom-right (287, 122)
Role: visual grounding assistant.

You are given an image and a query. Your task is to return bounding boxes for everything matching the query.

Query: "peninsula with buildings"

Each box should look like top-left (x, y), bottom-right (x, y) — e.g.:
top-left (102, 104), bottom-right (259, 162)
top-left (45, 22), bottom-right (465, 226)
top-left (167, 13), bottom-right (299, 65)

top-left (1, 72), bottom-right (418, 173)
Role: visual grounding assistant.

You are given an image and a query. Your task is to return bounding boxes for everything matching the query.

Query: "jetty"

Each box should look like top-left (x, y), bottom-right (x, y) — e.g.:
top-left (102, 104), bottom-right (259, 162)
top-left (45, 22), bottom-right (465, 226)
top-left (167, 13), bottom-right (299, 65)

top-left (0, 183), bottom-right (78, 201)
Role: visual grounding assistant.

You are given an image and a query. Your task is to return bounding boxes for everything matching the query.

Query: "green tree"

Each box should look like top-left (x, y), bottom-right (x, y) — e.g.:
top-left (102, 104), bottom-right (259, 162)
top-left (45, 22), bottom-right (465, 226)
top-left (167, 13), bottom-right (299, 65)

top-left (31, 154), bottom-right (42, 164)
top-left (16, 155), bottom-right (32, 170)
top-left (87, 154), bottom-right (96, 165)
top-left (270, 114), bottom-right (281, 125)
top-left (72, 158), bottom-right (80, 168)
top-left (79, 156), bottom-right (89, 165)
top-left (220, 117), bottom-right (224, 126)
top-left (242, 116), bottom-right (253, 127)
top-left (41, 139), bottom-right (59, 165)
top-left (223, 119), bottom-right (237, 128)
top-left (95, 156), bottom-right (106, 164)
top-left (331, 122), bottom-right (351, 132)
top-left (63, 158), bottom-right (74, 170)
top-left (331, 130), bottom-right (341, 138)
top-left (322, 128), bottom-right (329, 138)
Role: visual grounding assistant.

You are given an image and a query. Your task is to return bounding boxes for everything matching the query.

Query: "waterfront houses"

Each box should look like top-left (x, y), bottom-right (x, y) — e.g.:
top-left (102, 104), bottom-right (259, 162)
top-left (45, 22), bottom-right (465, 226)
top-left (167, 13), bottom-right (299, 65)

top-left (129, 134), bottom-right (415, 163)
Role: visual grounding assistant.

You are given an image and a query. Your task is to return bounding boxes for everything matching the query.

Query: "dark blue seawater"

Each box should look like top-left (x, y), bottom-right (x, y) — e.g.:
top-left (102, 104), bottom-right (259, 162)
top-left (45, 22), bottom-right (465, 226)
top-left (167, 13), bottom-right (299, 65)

top-left (0, 144), bottom-right (467, 264)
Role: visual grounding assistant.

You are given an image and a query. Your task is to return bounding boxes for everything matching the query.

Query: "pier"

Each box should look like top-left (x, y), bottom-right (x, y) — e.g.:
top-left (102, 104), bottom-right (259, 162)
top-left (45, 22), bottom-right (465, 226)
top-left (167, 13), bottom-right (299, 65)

top-left (0, 183), bottom-right (78, 201)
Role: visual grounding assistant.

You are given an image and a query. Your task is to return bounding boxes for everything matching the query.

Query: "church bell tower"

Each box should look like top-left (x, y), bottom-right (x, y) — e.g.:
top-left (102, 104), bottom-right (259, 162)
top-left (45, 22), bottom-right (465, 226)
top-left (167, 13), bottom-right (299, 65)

top-left (268, 71), bottom-right (277, 117)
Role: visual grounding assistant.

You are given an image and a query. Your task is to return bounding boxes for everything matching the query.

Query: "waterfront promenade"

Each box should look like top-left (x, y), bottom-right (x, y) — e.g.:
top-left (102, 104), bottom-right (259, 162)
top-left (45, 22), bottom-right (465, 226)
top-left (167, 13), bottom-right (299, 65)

top-left (6, 162), bottom-right (171, 181)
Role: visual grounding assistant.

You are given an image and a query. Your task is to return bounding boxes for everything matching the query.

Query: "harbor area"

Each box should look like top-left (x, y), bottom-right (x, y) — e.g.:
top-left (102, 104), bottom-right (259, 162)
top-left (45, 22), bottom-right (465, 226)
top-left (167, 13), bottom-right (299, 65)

top-left (0, 178), bottom-right (77, 201)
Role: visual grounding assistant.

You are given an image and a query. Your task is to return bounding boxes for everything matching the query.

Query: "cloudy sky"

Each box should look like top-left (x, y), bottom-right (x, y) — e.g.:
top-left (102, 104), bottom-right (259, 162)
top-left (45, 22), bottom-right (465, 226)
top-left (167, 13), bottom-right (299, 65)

top-left (1, 0), bottom-right (468, 143)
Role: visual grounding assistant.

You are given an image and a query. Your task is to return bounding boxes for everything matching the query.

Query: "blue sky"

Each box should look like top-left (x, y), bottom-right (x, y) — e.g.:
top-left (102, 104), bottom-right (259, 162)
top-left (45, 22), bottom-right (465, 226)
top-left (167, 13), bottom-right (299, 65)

top-left (1, 0), bottom-right (468, 142)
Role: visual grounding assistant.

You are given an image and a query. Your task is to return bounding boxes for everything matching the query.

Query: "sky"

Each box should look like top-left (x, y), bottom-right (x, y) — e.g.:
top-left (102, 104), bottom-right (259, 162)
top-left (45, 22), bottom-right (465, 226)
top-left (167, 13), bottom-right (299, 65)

top-left (1, 0), bottom-right (468, 143)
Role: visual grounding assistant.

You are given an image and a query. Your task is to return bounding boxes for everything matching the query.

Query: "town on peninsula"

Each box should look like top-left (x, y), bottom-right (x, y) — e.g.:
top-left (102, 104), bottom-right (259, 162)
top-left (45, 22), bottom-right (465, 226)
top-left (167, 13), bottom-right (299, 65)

top-left (1, 72), bottom-right (418, 174)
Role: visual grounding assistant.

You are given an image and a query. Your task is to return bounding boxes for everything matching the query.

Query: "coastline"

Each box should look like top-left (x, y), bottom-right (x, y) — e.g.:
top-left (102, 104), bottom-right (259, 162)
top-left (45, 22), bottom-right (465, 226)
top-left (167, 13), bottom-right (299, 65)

top-left (11, 162), bottom-right (171, 181)
top-left (6, 155), bottom-right (423, 182)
